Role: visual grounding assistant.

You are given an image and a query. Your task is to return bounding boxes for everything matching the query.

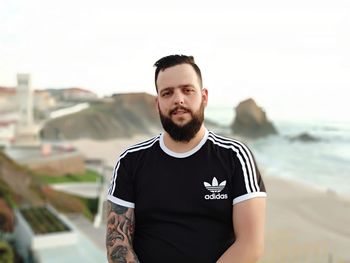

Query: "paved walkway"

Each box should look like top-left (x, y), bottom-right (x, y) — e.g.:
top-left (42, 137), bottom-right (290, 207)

top-left (50, 182), bottom-right (105, 198)
top-left (66, 213), bottom-right (106, 252)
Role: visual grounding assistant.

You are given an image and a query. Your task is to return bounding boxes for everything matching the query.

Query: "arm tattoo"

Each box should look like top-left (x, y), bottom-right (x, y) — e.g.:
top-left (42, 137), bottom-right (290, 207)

top-left (107, 201), bottom-right (128, 215)
top-left (106, 201), bottom-right (139, 263)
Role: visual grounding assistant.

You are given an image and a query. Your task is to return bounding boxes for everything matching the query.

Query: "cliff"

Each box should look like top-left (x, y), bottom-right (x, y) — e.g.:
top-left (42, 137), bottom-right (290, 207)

top-left (40, 92), bottom-right (161, 140)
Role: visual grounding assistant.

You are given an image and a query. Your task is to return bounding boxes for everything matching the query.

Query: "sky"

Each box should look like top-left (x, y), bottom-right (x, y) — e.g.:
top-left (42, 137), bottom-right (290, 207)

top-left (1, 0), bottom-right (349, 122)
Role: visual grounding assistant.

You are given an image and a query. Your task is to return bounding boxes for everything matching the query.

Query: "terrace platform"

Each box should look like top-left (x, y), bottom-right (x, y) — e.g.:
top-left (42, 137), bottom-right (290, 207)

top-left (14, 205), bottom-right (105, 262)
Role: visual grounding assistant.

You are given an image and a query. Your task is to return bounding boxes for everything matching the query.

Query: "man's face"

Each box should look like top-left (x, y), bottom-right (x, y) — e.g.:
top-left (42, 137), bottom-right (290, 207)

top-left (156, 64), bottom-right (208, 142)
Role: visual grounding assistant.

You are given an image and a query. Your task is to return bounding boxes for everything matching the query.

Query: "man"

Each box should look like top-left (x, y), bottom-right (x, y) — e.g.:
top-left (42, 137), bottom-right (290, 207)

top-left (106, 55), bottom-right (267, 263)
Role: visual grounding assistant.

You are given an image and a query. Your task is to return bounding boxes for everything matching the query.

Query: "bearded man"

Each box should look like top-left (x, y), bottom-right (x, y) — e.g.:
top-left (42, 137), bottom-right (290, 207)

top-left (106, 55), bottom-right (267, 263)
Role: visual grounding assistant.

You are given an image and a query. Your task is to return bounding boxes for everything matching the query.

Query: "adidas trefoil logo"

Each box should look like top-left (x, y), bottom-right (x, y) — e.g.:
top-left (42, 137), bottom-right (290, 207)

top-left (203, 177), bottom-right (228, 200)
top-left (204, 177), bottom-right (226, 193)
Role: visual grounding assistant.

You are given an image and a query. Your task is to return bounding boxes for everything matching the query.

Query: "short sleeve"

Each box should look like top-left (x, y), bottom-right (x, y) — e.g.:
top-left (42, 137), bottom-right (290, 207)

top-left (231, 144), bottom-right (267, 205)
top-left (107, 155), bottom-right (135, 208)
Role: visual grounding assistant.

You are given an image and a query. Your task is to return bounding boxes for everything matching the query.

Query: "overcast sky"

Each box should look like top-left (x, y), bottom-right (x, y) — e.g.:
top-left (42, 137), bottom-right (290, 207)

top-left (1, 0), bottom-right (349, 121)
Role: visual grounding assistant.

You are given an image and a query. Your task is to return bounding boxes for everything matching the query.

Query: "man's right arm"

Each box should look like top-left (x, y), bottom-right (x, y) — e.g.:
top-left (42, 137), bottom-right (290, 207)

top-left (106, 200), bottom-right (139, 263)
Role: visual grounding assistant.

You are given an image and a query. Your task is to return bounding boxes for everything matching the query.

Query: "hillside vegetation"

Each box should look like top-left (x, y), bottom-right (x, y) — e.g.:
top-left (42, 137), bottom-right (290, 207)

top-left (0, 151), bottom-right (98, 222)
top-left (0, 152), bottom-right (42, 206)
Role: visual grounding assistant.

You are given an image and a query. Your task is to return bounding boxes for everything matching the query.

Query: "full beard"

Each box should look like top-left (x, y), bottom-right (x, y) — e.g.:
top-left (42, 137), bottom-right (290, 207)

top-left (158, 102), bottom-right (205, 142)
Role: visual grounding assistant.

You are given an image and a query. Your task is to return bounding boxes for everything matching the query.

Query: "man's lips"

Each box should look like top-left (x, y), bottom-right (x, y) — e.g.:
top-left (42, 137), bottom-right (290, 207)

top-left (173, 110), bottom-right (187, 115)
top-left (170, 107), bottom-right (190, 115)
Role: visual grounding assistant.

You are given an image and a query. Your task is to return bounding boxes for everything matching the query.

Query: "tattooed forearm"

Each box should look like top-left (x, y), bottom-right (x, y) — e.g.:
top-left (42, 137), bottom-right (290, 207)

top-left (107, 200), bottom-right (128, 215)
top-left (110, 245), bottom-right (129, 263)
top-left (106, 200), bottom-right (139, 263)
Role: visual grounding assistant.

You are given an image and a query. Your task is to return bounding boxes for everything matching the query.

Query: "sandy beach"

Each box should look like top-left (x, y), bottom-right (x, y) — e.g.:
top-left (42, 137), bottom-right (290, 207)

top-left (263, 176), bottom-right (350, 262)
top-left (71, 137), bottom-right (350, 263)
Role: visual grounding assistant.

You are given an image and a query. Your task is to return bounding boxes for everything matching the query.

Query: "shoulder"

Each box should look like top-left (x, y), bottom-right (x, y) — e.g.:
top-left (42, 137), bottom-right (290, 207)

top-left (207, 131), bottom-right (252, 154)
top-left (118, 134), bottom-right (161, 160)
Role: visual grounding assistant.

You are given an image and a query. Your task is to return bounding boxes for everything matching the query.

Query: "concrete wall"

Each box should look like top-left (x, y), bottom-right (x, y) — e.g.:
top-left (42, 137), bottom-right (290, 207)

top-left (32, 231), bottom-right (78, 249)
top-left (25, 154), bottom-right (85, 176)
top-left (14, 209), bottom-right (34, 261)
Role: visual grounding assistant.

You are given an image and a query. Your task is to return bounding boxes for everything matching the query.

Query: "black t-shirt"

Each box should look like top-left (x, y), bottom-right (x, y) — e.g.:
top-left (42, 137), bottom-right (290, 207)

top-left (107, 130), bottom-right (266, 263)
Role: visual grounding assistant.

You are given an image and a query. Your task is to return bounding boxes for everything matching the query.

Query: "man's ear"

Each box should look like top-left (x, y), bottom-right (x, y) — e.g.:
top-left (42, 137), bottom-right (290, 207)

top-left (202, 88), bottom-right (208, 106)
top-left (155, 96), bottom-right (159, 110)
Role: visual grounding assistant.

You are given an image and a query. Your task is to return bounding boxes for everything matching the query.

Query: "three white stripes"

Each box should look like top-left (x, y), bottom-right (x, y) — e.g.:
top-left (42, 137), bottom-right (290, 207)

top-left (208, 133), bottom-right (260, 194)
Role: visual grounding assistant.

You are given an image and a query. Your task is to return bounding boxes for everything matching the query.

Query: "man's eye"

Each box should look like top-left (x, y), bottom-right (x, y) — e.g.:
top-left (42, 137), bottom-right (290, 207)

top-left (161, 91), bottom-right (171, 97)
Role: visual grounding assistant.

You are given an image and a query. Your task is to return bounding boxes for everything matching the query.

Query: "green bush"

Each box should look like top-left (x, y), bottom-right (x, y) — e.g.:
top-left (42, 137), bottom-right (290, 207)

top-left (36, 169), bottom-right (101, 184)
top-left (21, 207), bottom-right (70, 234)
top-left (0, 241), bottom-right (14, 263)
top-left (0, 178), bottom-right (16, 208)
top-left (79, 197), bottom-right (98, 218)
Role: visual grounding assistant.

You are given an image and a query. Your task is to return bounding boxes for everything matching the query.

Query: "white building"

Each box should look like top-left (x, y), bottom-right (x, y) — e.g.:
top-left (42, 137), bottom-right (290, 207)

top-left (34, 90), bottom-right (57, 111)
top-left (62, 87), bottom-right (98, 101)
top-left (0, 86), bottom-right (17, 112)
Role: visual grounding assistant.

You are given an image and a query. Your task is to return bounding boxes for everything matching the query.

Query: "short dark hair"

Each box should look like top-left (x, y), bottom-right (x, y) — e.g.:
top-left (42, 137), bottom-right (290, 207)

top-left (154, 55), bottom-right (203, 92)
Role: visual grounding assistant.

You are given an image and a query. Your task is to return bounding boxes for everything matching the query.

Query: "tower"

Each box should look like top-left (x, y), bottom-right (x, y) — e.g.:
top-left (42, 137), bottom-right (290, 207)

top-left (17, 74), bottom-right (34, 127)
top-left (14, 74), bottom-right (40, 146)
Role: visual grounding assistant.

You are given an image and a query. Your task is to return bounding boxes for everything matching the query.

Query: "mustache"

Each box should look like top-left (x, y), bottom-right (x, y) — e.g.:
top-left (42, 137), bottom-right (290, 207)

top-left (169, 106), bottom-right (191, 115)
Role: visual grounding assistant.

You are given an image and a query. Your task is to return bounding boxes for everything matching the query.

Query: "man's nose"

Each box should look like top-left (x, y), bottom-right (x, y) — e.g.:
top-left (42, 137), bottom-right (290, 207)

top-left (173, 90), bottom-right (184, 105)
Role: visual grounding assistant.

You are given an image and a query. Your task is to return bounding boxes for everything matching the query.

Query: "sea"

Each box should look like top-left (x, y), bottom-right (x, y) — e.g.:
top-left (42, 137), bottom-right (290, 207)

top-left (205, 106), bottom-right (350, 198)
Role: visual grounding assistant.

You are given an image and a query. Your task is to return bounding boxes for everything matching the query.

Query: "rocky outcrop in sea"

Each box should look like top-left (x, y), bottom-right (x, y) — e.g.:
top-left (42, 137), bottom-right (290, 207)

top-left (288, 132), bottom-right (321, 142)
top-left (231, 98), bottom-right (277, 138)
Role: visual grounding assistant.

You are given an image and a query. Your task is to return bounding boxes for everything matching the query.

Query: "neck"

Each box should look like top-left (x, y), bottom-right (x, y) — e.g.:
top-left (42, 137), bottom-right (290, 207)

top-left (163, 125), bottom-right (207, 153)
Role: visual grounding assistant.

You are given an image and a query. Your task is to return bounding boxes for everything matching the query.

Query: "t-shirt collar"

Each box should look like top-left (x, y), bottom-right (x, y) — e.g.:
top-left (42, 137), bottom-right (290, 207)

top-left (159, 129), bottom-right (209, 158)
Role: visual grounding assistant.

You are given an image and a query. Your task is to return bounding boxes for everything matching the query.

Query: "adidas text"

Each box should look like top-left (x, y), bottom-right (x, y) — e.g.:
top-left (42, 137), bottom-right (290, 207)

top-left (205, 193), bottom-right (228, 200)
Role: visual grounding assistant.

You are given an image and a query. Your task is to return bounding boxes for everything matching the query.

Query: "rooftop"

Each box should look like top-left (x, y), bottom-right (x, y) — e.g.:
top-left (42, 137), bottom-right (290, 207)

top-left (0, 86), bottom-right (15, 95)
top-left (4, 144), bottom-right (78, 162)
